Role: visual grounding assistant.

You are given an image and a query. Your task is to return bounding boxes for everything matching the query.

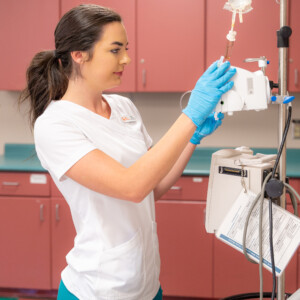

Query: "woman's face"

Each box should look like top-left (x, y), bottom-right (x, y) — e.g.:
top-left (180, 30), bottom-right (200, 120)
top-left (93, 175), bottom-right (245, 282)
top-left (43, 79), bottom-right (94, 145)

top-left (81, 21), bottom-right (131, 92)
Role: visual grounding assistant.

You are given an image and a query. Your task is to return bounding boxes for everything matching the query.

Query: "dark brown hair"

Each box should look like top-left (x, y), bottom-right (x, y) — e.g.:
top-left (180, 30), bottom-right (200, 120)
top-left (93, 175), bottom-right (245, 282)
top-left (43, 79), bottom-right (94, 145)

top-left (20, 4), bottom-right (121, 127)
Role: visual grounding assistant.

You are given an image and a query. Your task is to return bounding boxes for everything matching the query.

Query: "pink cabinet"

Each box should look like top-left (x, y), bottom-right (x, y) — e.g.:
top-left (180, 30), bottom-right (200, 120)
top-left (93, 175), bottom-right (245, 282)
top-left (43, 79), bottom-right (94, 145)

top-left (0, 170), bottom-right (298, 295)
top-left (206, 0), bottom-right (280, 82)
top-left (60, 0), bottom-right (136, 92)
top-left (0, 172), bottom-right (76, 291)
top-left (51, 197), bottom-right (76, 289)
top-left (288, 0), bottom-right (300, 92)
top-left (0, 172), bottom-right (52, 289)
top-left (156, 176), bottom-right (213, 298)
top-left (156, 200), bottom-right (213, 298)
top-left (50, 181), bottom-right (76, 289)
top-left (0, 196), bottom-right (51, 289)
top-left (137, 0), bottom-right (205, 92)
top-left (0, 0), bottom-right (59, 90)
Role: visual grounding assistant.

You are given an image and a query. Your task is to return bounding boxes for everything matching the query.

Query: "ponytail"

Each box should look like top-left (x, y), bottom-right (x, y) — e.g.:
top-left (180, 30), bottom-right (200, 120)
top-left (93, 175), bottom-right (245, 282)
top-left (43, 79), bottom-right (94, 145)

top-left (20, 50), bottom-right (68, 127)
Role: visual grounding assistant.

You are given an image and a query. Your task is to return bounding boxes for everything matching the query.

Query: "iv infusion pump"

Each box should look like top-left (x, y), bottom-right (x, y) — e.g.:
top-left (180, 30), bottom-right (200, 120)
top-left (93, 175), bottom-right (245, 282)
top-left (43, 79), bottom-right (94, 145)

top-left (205, 146), bottom-right (276, 233)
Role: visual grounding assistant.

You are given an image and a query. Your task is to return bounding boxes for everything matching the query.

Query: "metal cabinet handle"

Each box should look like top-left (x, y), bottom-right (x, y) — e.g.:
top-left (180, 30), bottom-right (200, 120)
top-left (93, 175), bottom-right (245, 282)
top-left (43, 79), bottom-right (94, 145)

top-left (295, 68), bottom-right (298, 86)
top-left (2, 182), bottom-right (19, 186)
top-left (170, 186), bottom-right (182, 191)
top-left (55, 204), bottom-right (60, 221)
top-left (142, 69), bottom-right (146, 87)
top-left (40, 204), bottom-right (44, 222)
top-left (203, 208), bottom-right (206, 226)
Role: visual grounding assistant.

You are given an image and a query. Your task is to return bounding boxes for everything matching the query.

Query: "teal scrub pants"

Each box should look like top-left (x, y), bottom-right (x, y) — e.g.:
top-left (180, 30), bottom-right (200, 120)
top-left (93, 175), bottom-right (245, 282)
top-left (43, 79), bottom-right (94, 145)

top-left (57, 280), bottom-right (163, 300)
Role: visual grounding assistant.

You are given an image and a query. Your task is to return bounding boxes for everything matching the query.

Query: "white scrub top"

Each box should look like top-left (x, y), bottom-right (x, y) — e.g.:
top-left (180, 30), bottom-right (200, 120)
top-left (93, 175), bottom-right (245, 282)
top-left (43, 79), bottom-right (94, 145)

top-left (34, 94), bottom-right (161, 300)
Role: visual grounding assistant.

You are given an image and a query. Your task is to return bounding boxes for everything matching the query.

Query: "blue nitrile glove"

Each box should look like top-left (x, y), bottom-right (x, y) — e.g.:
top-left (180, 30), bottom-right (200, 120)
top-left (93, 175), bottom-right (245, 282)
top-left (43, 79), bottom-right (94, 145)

top-left (183, 60), bottom-right (236, 127)
top-left (190, 112), bottom-right (224, 145)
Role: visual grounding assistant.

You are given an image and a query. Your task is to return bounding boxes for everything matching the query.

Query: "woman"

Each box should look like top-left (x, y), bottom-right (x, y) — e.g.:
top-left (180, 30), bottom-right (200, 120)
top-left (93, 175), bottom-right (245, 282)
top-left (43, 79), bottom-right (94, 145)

top-left (20, 4), bottom-right (235, 300)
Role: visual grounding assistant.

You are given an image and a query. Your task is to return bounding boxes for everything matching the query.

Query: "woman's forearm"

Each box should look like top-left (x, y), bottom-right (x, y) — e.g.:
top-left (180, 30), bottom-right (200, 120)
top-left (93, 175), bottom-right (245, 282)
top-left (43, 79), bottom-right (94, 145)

top-left (125, 113), bottom-right (196, 201)
top-left (153, 142), bottom-right (196, 200)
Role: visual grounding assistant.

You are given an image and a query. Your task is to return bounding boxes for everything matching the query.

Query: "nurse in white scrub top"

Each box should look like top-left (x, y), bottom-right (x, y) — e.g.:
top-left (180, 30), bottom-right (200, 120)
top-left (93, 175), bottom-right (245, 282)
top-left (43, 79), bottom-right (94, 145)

top-left (20, 4), bottom-right (236, 300)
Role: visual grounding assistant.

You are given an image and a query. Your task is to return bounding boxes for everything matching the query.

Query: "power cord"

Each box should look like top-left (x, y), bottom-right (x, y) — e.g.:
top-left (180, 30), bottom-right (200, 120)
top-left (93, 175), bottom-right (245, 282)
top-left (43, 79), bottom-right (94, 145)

top-left (268, 105), bottom-right (292, 300)
top-left (271, 105), bottom-right (292, 179)
top-left (222, 292), bottom-right (292, 300)
top-left (240, 105), bottom-right (295, 300)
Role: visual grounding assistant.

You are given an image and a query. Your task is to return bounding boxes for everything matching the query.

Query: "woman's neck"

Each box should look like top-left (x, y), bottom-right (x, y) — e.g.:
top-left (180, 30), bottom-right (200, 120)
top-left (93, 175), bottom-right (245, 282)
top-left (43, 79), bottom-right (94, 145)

top-left (61, 79), bottom-right (111, 119)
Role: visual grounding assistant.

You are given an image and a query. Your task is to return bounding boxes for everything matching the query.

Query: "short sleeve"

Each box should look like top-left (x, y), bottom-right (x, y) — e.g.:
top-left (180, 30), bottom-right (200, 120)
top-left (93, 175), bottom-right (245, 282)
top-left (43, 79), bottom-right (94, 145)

top-left (34, 116), bottom-right (96, 181)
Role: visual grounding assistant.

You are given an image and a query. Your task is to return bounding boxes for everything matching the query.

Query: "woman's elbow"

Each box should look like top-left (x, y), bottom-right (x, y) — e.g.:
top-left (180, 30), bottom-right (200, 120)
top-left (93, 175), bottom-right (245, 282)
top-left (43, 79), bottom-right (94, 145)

top-left (124, 187), bottom-right (150, 203)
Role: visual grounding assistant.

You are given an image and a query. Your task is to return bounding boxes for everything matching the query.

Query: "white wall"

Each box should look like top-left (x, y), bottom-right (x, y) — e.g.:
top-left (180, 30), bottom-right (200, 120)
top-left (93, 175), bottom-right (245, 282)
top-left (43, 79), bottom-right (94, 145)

top-left (0, 90), bottom-right (300, 155)
top-left (131, 92), bottom-right (300, 149)
top-left (0, 91), bottom-right (33, 154)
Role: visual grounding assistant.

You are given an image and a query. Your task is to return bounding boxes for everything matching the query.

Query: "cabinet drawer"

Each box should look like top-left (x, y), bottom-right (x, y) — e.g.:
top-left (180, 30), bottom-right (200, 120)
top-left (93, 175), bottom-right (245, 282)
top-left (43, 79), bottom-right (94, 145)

top-left (0, 172), bottom-right (50, 196)
top-left (160, 176), bottom-right (209, 201)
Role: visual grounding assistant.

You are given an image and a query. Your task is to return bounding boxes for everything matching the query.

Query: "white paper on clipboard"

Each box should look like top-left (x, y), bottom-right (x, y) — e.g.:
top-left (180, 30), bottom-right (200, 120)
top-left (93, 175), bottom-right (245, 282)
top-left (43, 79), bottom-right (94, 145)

top-left (216, 190), bottom-right (300, 276)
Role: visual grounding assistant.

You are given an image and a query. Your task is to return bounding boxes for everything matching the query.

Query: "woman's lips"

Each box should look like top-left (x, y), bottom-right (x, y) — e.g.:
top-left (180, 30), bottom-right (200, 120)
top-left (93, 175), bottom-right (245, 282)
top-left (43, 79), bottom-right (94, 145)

top-left (114, 71), bottom-right (123, 76)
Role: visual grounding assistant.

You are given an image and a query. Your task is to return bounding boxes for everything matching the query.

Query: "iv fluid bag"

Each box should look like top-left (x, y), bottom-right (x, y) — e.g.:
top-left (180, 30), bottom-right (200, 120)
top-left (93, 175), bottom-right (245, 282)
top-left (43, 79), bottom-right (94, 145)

top-left (224, 0), bottom-right (253, 14)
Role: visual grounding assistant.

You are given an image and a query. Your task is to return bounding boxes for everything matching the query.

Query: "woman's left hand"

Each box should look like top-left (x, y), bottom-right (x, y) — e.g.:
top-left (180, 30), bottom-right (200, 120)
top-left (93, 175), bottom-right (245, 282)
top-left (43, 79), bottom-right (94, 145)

top-left (190, 112), bottom-right (224, 145)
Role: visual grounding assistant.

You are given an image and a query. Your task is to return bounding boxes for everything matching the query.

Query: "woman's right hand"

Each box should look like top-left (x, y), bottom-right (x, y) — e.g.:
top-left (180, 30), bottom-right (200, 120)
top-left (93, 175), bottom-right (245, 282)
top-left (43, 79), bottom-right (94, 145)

top-left (182, 60), bottom-right (236, 127)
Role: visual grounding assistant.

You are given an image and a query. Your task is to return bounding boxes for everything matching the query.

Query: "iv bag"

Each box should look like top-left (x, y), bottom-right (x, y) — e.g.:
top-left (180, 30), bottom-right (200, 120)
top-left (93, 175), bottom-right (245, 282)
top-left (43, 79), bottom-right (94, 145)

top-left (224, 0), bottom-right (253, 14)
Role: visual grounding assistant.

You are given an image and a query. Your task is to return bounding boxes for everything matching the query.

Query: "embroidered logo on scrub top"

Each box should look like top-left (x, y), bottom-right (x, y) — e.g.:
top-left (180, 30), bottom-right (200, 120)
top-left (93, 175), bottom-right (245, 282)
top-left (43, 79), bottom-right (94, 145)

top-left (121, 115), bottom-right (136, 123)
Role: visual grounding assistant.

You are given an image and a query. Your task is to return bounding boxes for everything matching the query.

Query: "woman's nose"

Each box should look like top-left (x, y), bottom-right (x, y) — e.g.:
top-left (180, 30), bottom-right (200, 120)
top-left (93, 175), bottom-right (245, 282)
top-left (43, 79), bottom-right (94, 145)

top-left (120, 52), bottom-right (131, 65)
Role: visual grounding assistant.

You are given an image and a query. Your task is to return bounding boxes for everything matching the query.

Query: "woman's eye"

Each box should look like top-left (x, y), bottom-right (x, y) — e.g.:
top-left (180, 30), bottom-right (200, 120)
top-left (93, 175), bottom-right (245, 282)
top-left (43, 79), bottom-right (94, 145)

top-left (111, 49), bottom-right (120, 54)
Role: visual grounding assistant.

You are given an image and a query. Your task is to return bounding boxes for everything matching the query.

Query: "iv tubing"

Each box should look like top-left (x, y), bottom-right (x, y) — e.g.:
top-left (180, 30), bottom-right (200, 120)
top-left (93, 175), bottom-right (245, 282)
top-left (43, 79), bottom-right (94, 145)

top-left (241, 170), bottom-right (300, 300)
top-left (242, 173), bottom-right (272, 300)
top-left (242, 105), bottom-right (293, 300)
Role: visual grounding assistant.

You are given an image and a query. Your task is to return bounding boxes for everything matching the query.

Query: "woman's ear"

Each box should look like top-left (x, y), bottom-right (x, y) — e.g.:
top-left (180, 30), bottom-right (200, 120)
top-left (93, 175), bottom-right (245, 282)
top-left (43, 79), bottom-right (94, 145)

top-left (70, 51), bottom-right (88, 64)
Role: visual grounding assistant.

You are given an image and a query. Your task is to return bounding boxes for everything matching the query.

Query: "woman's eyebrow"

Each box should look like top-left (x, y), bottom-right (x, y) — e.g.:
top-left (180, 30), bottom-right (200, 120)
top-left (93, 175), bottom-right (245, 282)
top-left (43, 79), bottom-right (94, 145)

top-left (110, 41), bottom-right (129, 46)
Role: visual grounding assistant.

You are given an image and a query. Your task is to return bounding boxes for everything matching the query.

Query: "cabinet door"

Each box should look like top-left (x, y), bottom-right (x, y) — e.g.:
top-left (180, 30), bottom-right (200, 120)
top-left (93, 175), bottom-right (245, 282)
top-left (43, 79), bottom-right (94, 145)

top-left (61, 0), bottom-right (136, 92)
top-left (137, 0), bottom-right (205, 91)
top-left (0, 196), bottom-right (51, 289)
top-left (206, 0), bottom-right (280, 81)
top-left (213, 204), bottom-right (298, 298)
top-left (51, 197), bottom-right (76, 289)
top-left (155, 201), bottom-right (213, 298)
top-left (0, 0), bottom-right (59, 90)
top-left (289, 0), bottom-right (300, 92)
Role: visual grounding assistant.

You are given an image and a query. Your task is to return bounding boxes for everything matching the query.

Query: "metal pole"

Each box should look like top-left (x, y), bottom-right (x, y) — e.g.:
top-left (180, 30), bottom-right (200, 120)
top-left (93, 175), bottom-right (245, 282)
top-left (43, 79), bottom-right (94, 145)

top-left (278, 0), bottom-right (288, 299)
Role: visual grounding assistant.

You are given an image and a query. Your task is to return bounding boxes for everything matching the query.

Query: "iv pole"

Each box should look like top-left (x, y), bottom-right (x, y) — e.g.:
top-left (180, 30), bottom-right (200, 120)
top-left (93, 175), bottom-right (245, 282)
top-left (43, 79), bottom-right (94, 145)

top-left (277, 0), bottom-right (291, 299)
